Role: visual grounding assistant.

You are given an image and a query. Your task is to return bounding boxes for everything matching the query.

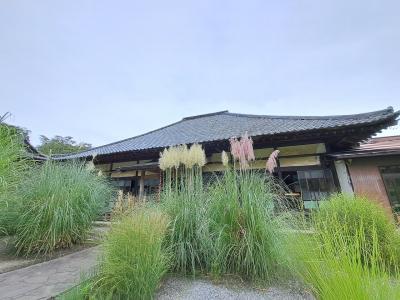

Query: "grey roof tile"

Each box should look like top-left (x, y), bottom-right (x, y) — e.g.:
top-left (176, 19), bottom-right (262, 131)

top-left (54, 107), bottom-right (399, 159)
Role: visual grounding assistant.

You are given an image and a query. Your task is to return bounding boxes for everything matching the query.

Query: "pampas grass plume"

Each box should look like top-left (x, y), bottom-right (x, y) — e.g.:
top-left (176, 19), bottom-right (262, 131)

top-left (159, 148), bottom-right (170, 170)
top-left (266, 150), bottom-right (280, 173)
top-left (159, 144), bottom-right (206, 169)
top-left (221, 151), bottom-right (229, 167)
top-left (189, 143), bottom-right (206, 167)
top-left (229, 132), bottom-right (255, 169)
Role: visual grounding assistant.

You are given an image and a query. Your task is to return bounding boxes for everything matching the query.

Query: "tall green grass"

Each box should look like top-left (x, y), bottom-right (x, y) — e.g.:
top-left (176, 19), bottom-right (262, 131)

top-left (56, 277), bottom-right (94, 300)
top-left (0, 124), bottom-right (30, 235)
top-left (208, 169), bottom-right (287, 282)
top-left (14, 160), bottom-right (113, 255)
top-left (94, 208), bottom-right (169, 299)
top-left (314, 193), bottom-right (400, 268)
top-left (161, 166), bottom-right (212, 275)
top-left (286, 194), bottom-right (400, 299)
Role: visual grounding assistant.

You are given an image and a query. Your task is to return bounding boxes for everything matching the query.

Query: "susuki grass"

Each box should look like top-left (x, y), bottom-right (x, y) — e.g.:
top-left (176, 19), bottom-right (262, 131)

top-left (0, 124), bottom-right (30, 235)
top-left (93, 207), bottom-right (169, 299)
top-left (14, 160), bottom-right (113, 255)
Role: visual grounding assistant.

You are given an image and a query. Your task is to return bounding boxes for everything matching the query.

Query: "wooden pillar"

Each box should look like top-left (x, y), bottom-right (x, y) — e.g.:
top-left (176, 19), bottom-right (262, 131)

top-left (139, 170), bottom-right (145, 199)
top-left (334, 160), bottom-right (354, 195)
top-left (273, 147), bottom-right (283, 180)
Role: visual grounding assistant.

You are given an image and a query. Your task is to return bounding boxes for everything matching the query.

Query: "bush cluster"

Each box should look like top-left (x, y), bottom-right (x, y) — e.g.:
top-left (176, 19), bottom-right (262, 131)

top-left (286, 194), bottom-right (400, 299)
top-left (0, 125), bottom-right (114, 252)
top-left (94, 208), bottom-right (169, 299)
top-left (314, 193), bottom-right (400, 268)
top-left (14, 160), bottom-right (113, 255)
top-left (0, 125), bottom-right (30, 235)
top-left (208, 169), bottom-right (285, 281)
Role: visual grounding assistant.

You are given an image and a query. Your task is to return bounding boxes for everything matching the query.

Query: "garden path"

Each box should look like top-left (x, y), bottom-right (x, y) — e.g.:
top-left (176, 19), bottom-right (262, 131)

top-left (0, 246), bottom-right (100, 300)
top-left (156, 276), bottom-right (315, 300)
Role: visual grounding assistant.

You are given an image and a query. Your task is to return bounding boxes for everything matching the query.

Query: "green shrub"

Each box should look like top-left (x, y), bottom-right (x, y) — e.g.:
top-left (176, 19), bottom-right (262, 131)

top-left (285, 193), bottom-right (400, 299)
top-left (287, 215), bottom-right (400, 299)
top-left (56, 278), bottom-right (94, 300)
top-left (0, 125), bottom-right (30, 235)
top-left (94, 208), bottom-right (169, 299)
top-left (14, 160), bottom-right (113, 255)
top-left (208, 169), bottom-right (286, 282)
top-left (162, 187), bottom-right (211, 275)
top-left (314, 193), bottom-right (400, 268)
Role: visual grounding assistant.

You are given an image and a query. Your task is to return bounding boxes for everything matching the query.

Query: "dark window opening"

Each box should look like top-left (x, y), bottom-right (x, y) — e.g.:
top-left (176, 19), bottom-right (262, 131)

top-left (380, 165), bottom-right (400, 215)
top-left (281, 171), bottom-right (302, 209)
top-left (111, 177), bottom-right (160, 197)
top-left (297, 169), bottom-right (336, 209)
top-left (111, 178), bottom-right (133, 193)
top-left (144, 178), bottom-right (161, 195)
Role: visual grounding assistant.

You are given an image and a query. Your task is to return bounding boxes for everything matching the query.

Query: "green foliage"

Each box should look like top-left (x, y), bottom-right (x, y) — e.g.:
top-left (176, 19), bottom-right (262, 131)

top-left (57, 278), bottom-right (94, 300)
top-left (161, 166), bottom-right (212, 275)
top-left (314, 193), bottom-right (400, 268)
top-left (94, 208), bottom-right (169, 300)
top-left (285, 194), bottom-right (400, 299)
top-left (0, 124), bottom-right (30, 235)
top-left (37, 135), bottom-right (91, 155)
top-left (208, 169), bottom-right (286, 282)
top-left (14, 160), bottom-right (113, 255)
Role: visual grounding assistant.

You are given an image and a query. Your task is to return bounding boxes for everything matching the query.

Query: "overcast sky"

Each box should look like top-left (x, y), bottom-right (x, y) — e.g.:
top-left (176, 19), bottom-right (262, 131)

top-left (1, 1), bottom-right (399, 146)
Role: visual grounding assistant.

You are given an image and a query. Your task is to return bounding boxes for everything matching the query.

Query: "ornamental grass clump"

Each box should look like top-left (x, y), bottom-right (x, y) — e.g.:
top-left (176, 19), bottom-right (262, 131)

top-left (208, 134), bottom-right (288, 282)
top-left (0, 124), bottom-right (30, 235)
top-left (314, 193), bottom-right (400, 269)
top-left (285, 193), bottom-right (400, 299)
top-left (94, 208), bottom-right (169, 300)
top-left (14, 160), bottom-right (113, 255)
top-left (159, 143), bottom-right (211, 275)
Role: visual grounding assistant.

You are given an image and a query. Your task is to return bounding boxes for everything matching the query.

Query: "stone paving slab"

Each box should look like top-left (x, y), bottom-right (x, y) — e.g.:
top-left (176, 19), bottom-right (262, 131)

top-left (0, 246), bottom-right (101, 300)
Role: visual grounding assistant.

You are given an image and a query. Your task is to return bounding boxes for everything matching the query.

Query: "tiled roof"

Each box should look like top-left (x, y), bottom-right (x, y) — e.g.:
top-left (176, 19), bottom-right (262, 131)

top-left (357, 135), bottom-right (400, 151)
top-left (330, 135), bottom-right (400, 159)
top-left (55, 107), bottom-right (399, 159)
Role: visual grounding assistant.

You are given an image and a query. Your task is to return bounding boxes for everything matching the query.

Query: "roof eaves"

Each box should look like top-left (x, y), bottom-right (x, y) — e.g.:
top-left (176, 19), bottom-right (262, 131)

top-left (226, 106), bottom-right (395, 120)
top-left (329, 148), bottom-right (400, 159)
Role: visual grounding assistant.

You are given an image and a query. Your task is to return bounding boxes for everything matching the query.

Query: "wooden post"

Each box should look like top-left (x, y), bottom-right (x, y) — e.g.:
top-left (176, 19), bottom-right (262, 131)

top-left (139, 170), bottom-right (145, 199)
top-left (273, 147), bottom-right (283, 180)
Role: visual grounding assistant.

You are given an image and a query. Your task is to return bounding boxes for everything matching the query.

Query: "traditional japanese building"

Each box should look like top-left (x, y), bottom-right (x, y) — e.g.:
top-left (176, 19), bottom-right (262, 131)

top-left (55, 107), bottom-right (399, 209)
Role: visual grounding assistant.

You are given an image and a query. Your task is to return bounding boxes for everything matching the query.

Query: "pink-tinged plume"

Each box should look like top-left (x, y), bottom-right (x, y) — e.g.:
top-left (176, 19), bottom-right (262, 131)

top-left (266, 149), bottom-right (280, 173)
top-left (229, 137), bottom-right (241, 161)
top-left (241, 132), bottom-right (255, 162)
top-left (229, 132), bottom-right (255, 169)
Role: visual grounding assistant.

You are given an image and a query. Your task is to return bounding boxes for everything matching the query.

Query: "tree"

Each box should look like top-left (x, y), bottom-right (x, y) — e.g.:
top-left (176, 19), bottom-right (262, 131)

top-left (1, 112), bottom-right (31, 141)
top-left (37, 135), bottom-right (91, 155)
